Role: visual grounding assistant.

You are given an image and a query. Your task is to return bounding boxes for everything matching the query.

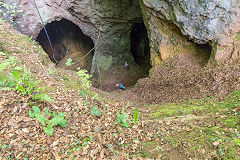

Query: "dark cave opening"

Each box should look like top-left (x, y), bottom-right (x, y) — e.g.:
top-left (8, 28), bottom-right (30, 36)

top-left (130, 22), bottom-right (152, 70)
top-left (93, 22), bottom-right (152, 92)
top-left (195, 43), bottom-right (212, 65)
top-left (36, 19), bottom-right (94, 72)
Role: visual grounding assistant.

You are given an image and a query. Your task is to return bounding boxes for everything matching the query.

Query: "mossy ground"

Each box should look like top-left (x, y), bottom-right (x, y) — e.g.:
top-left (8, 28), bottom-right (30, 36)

top-left (234, 33), bottom-right (240, 40)
top-left (139, 90), bottom-right (240, 159)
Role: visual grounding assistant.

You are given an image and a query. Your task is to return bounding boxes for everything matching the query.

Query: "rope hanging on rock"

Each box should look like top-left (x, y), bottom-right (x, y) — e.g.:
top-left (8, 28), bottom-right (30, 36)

top-left (33, 0), bottom-right (57, 62)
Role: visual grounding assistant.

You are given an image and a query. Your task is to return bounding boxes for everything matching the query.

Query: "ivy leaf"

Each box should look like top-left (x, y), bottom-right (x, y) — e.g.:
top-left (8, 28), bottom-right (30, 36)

top-left (58, 112), bottom-right (66, 117)
top-left (234, 138), bottom-right (240, 146)
top-left (13, 66), bottom-right (23, 71)
top-left (32, 106), bottom-right (41, 114)
top-left (43, 124), bottom-right (54, 136)
top-left (115, 111), bottom-right (130, 128)
top-left (35, 113), bottom-right (47, 126)
top-left (49, 113), bottom-right (68, 127)
top-left (45, 107), bottom-right (52, 116)
top-left (33, 93), bottom-right (53, 102)
top-left (28, 110), bottom-right (35, 118)
top-left (48, 68), bottom-right (55, 75)
top-left (65, 58), bottom-right (72, 66)
top-left (58, 119), bottom-right (68, 127)
top-left (90, 106), bottom-right (100, 117)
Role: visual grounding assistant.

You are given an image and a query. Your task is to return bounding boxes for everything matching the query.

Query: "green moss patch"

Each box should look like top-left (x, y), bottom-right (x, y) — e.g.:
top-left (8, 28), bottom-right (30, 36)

top-left (151, 102), bottom-right (209, 119)
top-left (142, 90), bottom-right (240, 159)
top-left (234, 33), bottom-right (240, 40)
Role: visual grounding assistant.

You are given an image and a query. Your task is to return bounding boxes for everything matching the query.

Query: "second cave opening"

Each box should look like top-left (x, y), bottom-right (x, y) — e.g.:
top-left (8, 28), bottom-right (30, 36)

top-left (130, 22), bottom-right (151, 71)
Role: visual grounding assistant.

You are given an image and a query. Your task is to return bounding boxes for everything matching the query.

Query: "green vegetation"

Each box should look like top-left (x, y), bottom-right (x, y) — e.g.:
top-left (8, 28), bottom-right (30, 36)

top-left (140, 90), bottom-right (240, 159)
top-left (234, 138), bottom-right (240, 146)
top-left (1, 144), bottom-right (10, 149)
top-left (0, 52), bottom-right (52, 102)
top-left (234, 33), bottom-right (240, 40)
top-left (67, 135), bottom-right (94, 156)
top-left (115, 110), bottom-right (130, 128)
top-left (0, 0), bottom-right (26, 27)
top-left (65, 58), bottom-right (73, 66)
top-left (29, 106), bottom-right (68, 136)
top-left (90, 106), bottom-right (101, 116)
top-left (133, 108), bottom-right (139, 125)
top-left (151, 101), bottom-right (208, 119)
top-left (76, 69), bottom-right (92, 89)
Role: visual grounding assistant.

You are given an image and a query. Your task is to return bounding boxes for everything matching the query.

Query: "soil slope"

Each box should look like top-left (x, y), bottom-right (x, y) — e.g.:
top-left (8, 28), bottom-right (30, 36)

top-left (0, 22), bottom-right (240, 160)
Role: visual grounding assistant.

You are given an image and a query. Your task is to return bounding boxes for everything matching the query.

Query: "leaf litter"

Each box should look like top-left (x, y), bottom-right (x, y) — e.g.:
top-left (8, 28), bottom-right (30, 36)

top-left (0, 21), bottom-right (239, 159)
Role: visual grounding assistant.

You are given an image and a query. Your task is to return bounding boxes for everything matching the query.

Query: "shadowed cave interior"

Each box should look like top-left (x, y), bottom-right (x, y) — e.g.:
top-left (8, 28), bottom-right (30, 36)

top-left (36, 19), bottom-right (94, 72)
top-left (130, 22), bottom-right (151, 71)
top-left (36, 19), bottom-right (152, 91)
top-left (35, 18), bottom-right (213, 91)
top-left (96, 22), bottom-right (152, 91)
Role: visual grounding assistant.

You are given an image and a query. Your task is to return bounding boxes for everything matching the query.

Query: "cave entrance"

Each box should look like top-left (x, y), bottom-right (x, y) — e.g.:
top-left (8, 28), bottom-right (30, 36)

top-left (130, 22), bottom-right (152, 71)
top-left (36, 19), bottom-right (94, 72)
top-left (194, 43), bottom-right (212, 66)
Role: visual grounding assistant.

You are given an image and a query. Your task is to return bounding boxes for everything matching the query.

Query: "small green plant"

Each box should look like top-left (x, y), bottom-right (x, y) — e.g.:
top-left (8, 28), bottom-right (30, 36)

top-left (90, 106), bottom-right (101, 117)
top-left (29, 106), bottom-right (68, 136)
top-left (48, 68), bottom-right (55, 75)
top-left (115, 110), bottom-right (130, 128)
top-left (0, 17), bottom-right (4, 23)
top-left (234, 138), bottom-right (240, 146)
top-left (0, 1), bottom-right (27, 27)
top-left (0, 54), bottom-right (52, 102)
top-left (65, 58), bottom-right (73, 66)
top-left (12, 66), bottom-right (40, 95)
top-left (1, 144), bottom-right (10, 149)
top-left (80, 89), bottom-right (87, 98)
top-left (133, 108), bottom-right (139, 125)
top-left (67, 135), bottom-right (94, 155)
top-left (76, 69), bottom-right (92, 89)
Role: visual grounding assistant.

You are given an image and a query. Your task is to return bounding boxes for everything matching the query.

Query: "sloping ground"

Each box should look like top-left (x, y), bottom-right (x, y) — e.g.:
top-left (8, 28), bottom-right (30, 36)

top-left (110, 54), bottom-right (240, 104)
top-left (0, 22), bottom-right (239, 160)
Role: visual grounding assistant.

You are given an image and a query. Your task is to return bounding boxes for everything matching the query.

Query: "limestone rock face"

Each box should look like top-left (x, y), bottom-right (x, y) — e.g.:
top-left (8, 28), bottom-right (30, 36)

top-left (1, 0), bottom-right (240, 91)
top-left (0, 0), bottom-right (142, 75)
top-left (140, 0), bottom-right (240, 63)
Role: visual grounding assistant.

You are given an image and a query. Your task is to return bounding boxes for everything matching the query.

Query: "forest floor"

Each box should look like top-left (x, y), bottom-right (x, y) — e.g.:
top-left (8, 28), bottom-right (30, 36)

top-left (0, 22), bottom-right (240, 160)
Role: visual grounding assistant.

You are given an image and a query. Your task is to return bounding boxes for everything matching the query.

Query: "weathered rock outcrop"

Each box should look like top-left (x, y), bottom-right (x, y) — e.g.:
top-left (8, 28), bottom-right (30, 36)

top-left (140, 0), bottom-right (240, 64)
top-left (1, 0), bottom-right (239, 91)
top-left (0, 0), bottom-right (143, 86)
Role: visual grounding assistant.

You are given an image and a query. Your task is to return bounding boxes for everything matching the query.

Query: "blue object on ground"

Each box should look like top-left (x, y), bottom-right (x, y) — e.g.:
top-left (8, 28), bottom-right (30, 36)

top-left (116, 83), bottom-right (125, 90)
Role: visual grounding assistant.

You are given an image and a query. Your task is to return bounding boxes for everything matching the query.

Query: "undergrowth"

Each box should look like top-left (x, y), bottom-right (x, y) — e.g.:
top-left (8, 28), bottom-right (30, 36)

top-left (0, 52), bottom-right (52, 102)
top-left (29, 106), bottom-right (68, 136)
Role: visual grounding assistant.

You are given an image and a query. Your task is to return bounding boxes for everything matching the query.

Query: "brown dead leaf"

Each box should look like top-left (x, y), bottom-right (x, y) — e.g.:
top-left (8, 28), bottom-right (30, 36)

top-left (185, 127), bottom-right (192, 132)
top-left (52, 152), bottom-right (62, 160)
top-left (99, 150), bottom-right (104, 159)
